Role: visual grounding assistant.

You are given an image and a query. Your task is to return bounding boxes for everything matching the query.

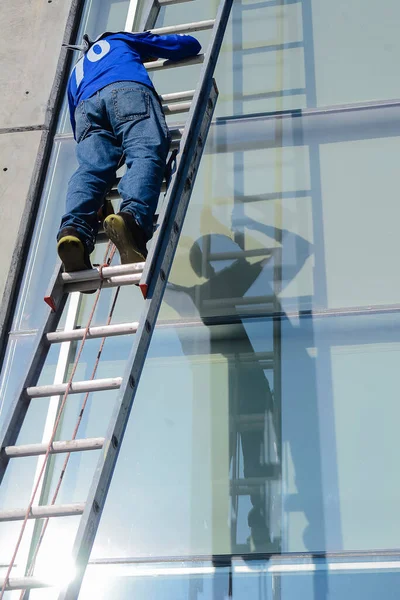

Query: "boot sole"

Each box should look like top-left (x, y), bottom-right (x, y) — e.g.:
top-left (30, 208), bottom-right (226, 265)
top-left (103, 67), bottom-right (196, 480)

top-left (103, 214), bottom-right (146, 265)
top-left (57, 235), bottom-right (95, 293)
top-left (57, 236), bottom-right (88, 272)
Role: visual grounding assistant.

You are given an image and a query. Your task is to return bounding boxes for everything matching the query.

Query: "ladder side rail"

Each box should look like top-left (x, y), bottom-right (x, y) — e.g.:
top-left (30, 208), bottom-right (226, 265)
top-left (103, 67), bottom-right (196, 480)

top-left (0, 264), bottom-right (67, 483)
top-left (139, 0), bottom-right (162, 32)
top-left (58, 78), bottom-right (218, 600)
top-left (140, 0), bottom-right (235, 289)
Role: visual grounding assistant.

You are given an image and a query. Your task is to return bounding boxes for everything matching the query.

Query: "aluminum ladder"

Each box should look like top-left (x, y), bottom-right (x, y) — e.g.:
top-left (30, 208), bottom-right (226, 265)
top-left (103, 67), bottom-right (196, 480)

top-left (0, 0), bottom-right (234, 596)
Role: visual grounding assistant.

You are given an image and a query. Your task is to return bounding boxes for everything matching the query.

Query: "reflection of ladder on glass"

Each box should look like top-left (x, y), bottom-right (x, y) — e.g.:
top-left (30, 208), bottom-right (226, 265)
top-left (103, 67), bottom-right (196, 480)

top-left (227, 0), bottom-right (331, 563)
top-left (225, 0), bottom-right (318, 554)
top-left (0, 0), bottom-right (234, 597)
top-left (218, 0), bottom-right (287, 555)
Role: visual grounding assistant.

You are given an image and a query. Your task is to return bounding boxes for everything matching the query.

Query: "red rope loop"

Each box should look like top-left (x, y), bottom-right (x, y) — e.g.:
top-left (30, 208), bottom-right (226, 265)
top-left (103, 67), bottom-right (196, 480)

top-left (98, 262), bottom-right (109, 282)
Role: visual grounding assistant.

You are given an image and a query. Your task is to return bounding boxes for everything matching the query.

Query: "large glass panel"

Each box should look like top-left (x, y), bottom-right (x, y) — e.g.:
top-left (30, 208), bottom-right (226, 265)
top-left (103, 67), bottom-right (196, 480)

top-left (161, 103), bottom-right (400, 322)
top-left (311, 0), bottom-right (400, 107)
top-left (64, 309), bottom-right (400, 562)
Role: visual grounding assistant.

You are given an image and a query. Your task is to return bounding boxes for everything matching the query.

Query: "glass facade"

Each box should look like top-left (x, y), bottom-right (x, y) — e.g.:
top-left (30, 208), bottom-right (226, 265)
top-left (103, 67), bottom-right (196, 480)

top-left (1, 0), bottom-right (400, 597)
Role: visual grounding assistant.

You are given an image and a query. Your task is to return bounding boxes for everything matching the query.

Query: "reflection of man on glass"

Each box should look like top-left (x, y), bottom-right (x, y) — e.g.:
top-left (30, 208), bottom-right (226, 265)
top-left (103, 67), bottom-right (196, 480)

top-left (166, 214), bottom-right (312, 552)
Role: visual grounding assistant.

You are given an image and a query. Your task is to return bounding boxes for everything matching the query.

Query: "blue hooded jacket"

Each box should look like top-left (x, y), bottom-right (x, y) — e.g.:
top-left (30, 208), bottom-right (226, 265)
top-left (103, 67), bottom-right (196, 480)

top-left (67, 31), bottom-right (201, 137)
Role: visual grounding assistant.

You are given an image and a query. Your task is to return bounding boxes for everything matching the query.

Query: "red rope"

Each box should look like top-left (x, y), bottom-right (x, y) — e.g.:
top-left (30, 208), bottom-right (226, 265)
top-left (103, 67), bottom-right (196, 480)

top-left (1, 243), bottom-right (116, 597)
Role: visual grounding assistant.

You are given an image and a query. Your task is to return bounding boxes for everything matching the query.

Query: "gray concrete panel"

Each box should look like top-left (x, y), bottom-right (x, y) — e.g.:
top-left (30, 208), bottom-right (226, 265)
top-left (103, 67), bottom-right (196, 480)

top-left (0, 131), bottom-right (42, 302)
top-left (0, 0), bottom-right (73, 129)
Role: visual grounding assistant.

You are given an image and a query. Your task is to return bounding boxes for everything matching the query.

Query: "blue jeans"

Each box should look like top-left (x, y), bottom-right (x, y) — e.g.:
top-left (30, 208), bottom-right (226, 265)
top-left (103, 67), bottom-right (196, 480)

top-left (59, 81), bottom-right (170, 252)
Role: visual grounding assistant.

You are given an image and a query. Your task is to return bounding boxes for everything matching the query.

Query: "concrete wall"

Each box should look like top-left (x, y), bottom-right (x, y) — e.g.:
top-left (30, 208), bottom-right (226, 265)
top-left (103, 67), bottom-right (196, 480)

top-left (0, 132), bottom-right (43, 298)
top-left (0, 0), bottom-right (71, 130)
top-left (0, 0), bottom-right (79, 349)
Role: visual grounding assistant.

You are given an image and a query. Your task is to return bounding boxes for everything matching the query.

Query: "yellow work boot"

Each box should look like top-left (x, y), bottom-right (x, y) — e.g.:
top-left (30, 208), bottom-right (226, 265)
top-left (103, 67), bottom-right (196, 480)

top-left (57, 228), bottom-right (95, 293)
top-left (103, 212), bottom-right (148, 265)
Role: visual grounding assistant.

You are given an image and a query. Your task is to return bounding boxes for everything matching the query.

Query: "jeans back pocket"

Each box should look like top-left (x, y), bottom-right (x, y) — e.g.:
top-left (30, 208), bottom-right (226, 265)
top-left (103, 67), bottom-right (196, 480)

top-left (113, 87), bottom-right (150, 124)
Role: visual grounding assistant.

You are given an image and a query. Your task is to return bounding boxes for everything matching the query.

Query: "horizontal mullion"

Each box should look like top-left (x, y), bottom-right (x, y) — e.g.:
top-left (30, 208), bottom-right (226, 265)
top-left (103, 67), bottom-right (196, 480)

top-left (0, 503), bottom-right (85, 522)
top-left (53, 99), bottom-right (400, 146)
top-left (150, 19), bottom-right (215, 36)
top-left (4, 437), bottom-right (105, 458)
top-left (243, 0), bottom-right (301, 8)
top-left (54, 126), bottom-right (184, 143)
top-left (26, 377), bottom-right (122, 399)
top-left (202, 295), bottom-right (275, 308)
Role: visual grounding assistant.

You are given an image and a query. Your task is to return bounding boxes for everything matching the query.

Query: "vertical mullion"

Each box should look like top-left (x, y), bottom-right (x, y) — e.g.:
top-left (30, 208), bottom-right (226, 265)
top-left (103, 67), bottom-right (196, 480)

top-left (301, 0), bottom-right (343, 554)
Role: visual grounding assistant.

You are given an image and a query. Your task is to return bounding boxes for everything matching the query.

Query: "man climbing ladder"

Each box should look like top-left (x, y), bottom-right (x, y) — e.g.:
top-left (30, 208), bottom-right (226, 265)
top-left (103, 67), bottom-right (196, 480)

top-left (57, 30), bottom-right (201, 271)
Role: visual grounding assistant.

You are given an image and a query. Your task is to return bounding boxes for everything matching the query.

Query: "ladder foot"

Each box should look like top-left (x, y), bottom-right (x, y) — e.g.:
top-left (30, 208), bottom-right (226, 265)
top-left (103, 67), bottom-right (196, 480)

top-left (139, 283), bottom-right (148, 299)
top-left (44, 295), bottom-right (57, 311)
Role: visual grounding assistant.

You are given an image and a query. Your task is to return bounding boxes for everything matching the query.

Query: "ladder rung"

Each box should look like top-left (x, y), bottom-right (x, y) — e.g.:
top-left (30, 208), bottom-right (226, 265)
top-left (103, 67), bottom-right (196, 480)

top-left (160, 90), bottom-right (195, 103)
top-left (105, 125), bottom-right (182, 202)
top-left (169, 127), bottom-right (185, 140)
top-left (208, 248), bottom-right (272, 261)
top-left (158, 0), bottom-right (195, 5)
top-left (108, 180), bottom-right (167, 201)
top-left (107, 128), bottom-right (183, 201)
top-left (163, 101), bottom-right (191, 115)
top-left (60, 262), bottom-right (144, 285)
top-left (61, 263), bottom-right (144, 293)
top-left (231, 473), bottom-right (281, 495)
top-left (4, 437), bottom-right (105, 458)
top-left (106, 188), bottom-right (120, 201)
top-left (0, 503), bottom-right (85, 523)
top-left (107, 179), bottom-right (168, 202)
top-left (144, 53), bottom-right (204, 71)
top-left (65, 273), bottom-right (141, 294)
top-left (0, 577), bottom-right (52, 591)
top-left (26, 377), bottom-right (122, 399)
top-left (232, 414), bottom-right (265, 431)
top-left (47, 322), bottom-right (139, 344)
top-left (150, 19), bottom-right (215, 36)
